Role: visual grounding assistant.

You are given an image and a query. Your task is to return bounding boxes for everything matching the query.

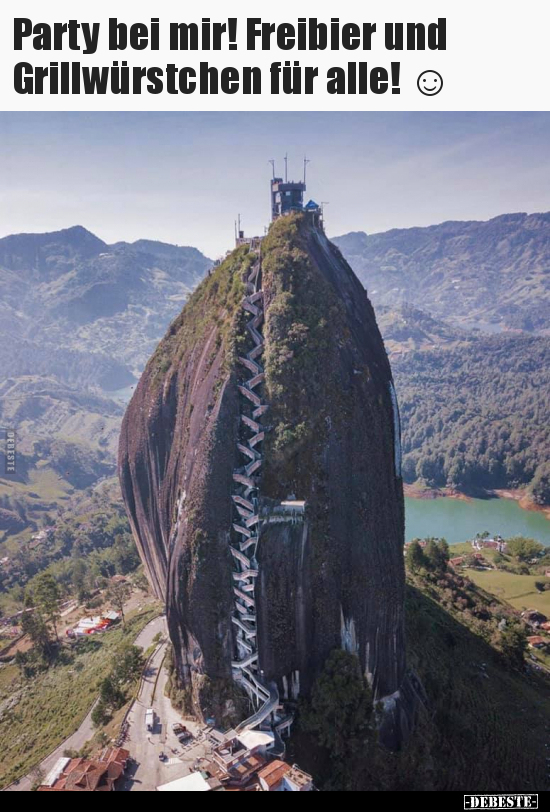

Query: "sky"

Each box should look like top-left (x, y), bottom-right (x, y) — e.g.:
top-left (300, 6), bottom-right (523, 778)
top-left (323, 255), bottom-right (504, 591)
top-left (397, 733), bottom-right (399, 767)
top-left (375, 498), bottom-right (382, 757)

top-left (1, 111), bottom-right (550, 258)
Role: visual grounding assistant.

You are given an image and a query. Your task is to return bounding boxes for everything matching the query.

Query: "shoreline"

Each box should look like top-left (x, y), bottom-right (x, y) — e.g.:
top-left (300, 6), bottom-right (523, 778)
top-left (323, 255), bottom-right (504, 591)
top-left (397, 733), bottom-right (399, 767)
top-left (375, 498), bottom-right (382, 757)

top-left (403, 483), bottom-right (550, 522)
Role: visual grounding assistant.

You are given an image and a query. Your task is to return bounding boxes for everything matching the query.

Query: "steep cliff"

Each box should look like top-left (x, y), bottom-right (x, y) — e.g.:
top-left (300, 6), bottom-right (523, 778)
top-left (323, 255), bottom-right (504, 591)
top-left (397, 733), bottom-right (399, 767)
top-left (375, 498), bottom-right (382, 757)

top-left (119, 213), bottom-right (415, 744)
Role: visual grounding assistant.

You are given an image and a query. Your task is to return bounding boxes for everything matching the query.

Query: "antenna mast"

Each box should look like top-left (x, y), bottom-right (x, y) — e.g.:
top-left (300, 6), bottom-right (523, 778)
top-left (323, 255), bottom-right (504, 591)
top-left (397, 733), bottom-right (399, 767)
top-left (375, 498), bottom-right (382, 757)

top-left (284, 153), bottom-right (288, 182)
top-left (303, 155), bottom-right (310, 185)
top-left (268, 159), bottom-right (275, 179)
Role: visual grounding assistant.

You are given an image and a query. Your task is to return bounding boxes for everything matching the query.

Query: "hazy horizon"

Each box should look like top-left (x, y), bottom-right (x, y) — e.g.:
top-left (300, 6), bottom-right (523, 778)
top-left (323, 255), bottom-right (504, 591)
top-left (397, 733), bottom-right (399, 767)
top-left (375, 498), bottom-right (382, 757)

top-left (2, 111), bottom-right (550, 257)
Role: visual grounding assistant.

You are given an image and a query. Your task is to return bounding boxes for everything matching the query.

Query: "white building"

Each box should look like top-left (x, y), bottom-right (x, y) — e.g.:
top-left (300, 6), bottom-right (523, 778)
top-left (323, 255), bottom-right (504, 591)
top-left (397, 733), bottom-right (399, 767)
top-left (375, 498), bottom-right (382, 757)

top-left (157, 772), bottom-right (211, 792)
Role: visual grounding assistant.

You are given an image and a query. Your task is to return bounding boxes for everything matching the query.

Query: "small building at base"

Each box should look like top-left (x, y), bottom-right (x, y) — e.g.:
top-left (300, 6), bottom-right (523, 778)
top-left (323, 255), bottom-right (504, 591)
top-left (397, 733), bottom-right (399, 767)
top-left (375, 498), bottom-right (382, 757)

top-left (157, 772), bottom-right (212, 792)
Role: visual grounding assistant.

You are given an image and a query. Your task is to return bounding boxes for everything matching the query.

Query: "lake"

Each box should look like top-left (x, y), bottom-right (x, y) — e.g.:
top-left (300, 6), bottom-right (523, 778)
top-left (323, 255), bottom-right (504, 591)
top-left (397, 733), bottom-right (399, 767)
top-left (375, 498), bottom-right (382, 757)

top-left (405, 496), bottom-right (550, 547)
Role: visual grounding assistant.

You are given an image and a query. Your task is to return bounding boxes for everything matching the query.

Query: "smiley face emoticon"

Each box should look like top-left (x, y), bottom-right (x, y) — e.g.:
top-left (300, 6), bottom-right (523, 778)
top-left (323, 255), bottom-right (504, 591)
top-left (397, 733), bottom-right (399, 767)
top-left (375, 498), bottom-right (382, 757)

top-left (417, 70), bottom-right (443, 96)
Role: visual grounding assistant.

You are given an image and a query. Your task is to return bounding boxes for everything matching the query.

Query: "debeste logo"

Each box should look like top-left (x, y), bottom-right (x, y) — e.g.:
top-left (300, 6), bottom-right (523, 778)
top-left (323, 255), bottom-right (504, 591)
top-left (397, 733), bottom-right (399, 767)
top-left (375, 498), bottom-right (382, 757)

top-left (464, 796), bottom-right (538, 810)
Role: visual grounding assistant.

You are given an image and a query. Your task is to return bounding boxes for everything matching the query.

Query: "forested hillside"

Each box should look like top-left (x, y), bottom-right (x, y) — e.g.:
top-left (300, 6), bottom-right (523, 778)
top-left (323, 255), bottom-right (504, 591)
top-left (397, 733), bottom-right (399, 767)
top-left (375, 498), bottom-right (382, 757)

top-left (332, 209), bottom-right (550, 505)
top-left (391, 331), bottom-right (550, 503)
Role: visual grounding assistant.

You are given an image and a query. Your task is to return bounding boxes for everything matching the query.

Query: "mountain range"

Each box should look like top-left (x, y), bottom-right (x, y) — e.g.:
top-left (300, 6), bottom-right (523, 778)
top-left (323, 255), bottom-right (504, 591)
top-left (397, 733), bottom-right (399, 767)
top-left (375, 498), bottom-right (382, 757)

top-left (0, 225), bottom-right (210, 386)
top-left (0, 212), bottom-right (548, 536)
top-left (0, 226), bottom-right (210, 535)
top-left (333, 212), bottom-right (550, 334)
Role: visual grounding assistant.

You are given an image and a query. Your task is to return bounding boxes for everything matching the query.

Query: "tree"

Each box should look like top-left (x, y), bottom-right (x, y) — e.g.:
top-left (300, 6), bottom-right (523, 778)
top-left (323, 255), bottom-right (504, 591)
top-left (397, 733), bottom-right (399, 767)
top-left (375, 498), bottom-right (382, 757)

top-left (21, 610), bottom-right (53, 658)
top-left (29, 765), bottom-right (45, 791)
top-left (99, 675), bottom-right (125, 708)
top-left (91, 700), bottom-right (111, 728)
top-left (405, 540), bottom-right (426, 573)
top-left (424, 538), bottom-right (450, 573)
top-left (33, 573), bottom-right (61, 640)
top-left (438, 538), bottom-right (450, 566)
top-left (302, 650), bottom-right (373, 761)
top-left (71, 558), bottom-right (88, 601)
top-left (106, 580), bottom-right (132, 627)
top-left (111, 532), bottom-right (140, 574)
top-left (506, 536), bottom-right (543, 562)
top-left (132, 570), bottom-right (150, 593)
top-left (14, 649), bottom-right (29, 677)
top-left (113, 645), bottom-right (145, 685)
top-left (500, 623), bottom-right (527, 669)
top-left (530, 463), bottom-right (550, 506)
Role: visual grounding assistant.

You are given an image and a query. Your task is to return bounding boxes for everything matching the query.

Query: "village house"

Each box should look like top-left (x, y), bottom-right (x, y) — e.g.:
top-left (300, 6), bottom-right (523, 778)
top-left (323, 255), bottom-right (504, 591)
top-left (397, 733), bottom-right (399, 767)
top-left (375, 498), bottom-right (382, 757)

top-left (527, 635), bottom-right (547, 650)
top-left (161, 729), bottom-right (315, 793)
top-left (29, 527), bottom-right (55, 549)
top-left (284, 764), bottom-right (314, 791)
top-left (66, 610), bottom-right (120, 638)
top-left (157, 772), bottom-right (225, 792)
top-left (471, 537), bottom-right (507, 553)
top-left (257, 760), bottom-right (313, 791)
top-left (38, 747), bottom-right (129, 791)
top-left (522, 609), bottom-right (548, 628)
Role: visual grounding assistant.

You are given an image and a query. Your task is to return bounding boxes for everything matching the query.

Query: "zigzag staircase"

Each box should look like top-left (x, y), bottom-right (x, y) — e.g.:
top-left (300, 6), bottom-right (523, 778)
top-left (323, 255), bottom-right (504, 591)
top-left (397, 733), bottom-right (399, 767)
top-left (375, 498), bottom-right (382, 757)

top-left (230, 244), bottom-right (280, 734)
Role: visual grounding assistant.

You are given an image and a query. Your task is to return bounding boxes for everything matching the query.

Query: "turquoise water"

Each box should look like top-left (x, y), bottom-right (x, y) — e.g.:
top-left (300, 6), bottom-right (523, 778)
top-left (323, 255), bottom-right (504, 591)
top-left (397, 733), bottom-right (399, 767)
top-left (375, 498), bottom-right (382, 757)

top-left (405, 496), bottom-right (550, 547)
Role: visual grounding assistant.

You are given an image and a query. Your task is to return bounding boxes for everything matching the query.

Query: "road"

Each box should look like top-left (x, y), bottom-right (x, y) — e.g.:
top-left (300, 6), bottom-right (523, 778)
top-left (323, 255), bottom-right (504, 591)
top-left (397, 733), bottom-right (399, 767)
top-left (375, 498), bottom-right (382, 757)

top-left (5, 614), bottom-right (166, 792)
top-left (121, 622), bottom-right (211, 791)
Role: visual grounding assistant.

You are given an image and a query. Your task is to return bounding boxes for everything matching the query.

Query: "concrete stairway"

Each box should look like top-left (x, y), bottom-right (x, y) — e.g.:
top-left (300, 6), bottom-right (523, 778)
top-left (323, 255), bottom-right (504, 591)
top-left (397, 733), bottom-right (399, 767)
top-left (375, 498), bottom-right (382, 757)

top-left (229, 247), bottom-right (282, 736)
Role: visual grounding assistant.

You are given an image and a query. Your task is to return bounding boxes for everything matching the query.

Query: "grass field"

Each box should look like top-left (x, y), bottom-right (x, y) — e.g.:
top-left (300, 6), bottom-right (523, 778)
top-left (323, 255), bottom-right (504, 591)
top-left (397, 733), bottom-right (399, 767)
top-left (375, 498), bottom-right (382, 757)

top-left (0, 605), bottom-right (160, 788)
top-left (465, 569), bottom-right (550, 614)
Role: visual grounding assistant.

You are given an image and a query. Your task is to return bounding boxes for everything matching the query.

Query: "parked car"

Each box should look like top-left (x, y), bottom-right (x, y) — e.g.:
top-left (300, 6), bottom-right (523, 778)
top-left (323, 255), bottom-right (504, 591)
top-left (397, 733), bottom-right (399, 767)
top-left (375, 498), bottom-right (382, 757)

top-left (172, 722), bottom-right (192, 742)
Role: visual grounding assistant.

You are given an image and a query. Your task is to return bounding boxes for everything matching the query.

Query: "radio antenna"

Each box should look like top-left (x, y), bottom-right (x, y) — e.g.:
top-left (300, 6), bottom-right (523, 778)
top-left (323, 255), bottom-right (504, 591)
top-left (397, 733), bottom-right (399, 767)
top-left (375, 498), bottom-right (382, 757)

top-left (303, 155), bottom-right (310, 185)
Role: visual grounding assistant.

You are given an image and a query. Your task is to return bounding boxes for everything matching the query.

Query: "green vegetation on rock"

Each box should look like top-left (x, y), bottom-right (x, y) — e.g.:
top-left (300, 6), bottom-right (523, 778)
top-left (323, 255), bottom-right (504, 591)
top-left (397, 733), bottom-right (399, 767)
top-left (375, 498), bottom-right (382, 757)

top-left (261, 213), bottom-right (348, 494)
top-left (149, 245), bottom-right (249, 387)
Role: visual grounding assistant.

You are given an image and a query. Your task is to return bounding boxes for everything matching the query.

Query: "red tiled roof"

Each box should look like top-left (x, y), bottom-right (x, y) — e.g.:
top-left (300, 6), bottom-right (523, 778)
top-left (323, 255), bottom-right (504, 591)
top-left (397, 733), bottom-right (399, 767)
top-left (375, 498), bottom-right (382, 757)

top-left (228, 753), bottom-right (265, 782)
top-left (102, 747), bottom-right (130, 766)
top-left (39, 753), bottom-right (127, 792)
top-left (258, 759), bottom-right (291, 789)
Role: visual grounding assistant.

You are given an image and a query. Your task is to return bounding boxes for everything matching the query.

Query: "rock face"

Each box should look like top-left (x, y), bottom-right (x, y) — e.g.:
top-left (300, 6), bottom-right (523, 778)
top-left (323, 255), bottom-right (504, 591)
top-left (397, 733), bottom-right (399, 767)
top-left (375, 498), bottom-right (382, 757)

top-left (119, 213), bottom-right (415, 745)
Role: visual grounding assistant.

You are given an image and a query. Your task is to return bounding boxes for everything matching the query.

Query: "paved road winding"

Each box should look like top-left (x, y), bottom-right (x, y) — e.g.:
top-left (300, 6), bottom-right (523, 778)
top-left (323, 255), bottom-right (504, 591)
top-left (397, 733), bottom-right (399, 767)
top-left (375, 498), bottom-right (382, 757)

top-left (5, 614), bottom-right (165, 792)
